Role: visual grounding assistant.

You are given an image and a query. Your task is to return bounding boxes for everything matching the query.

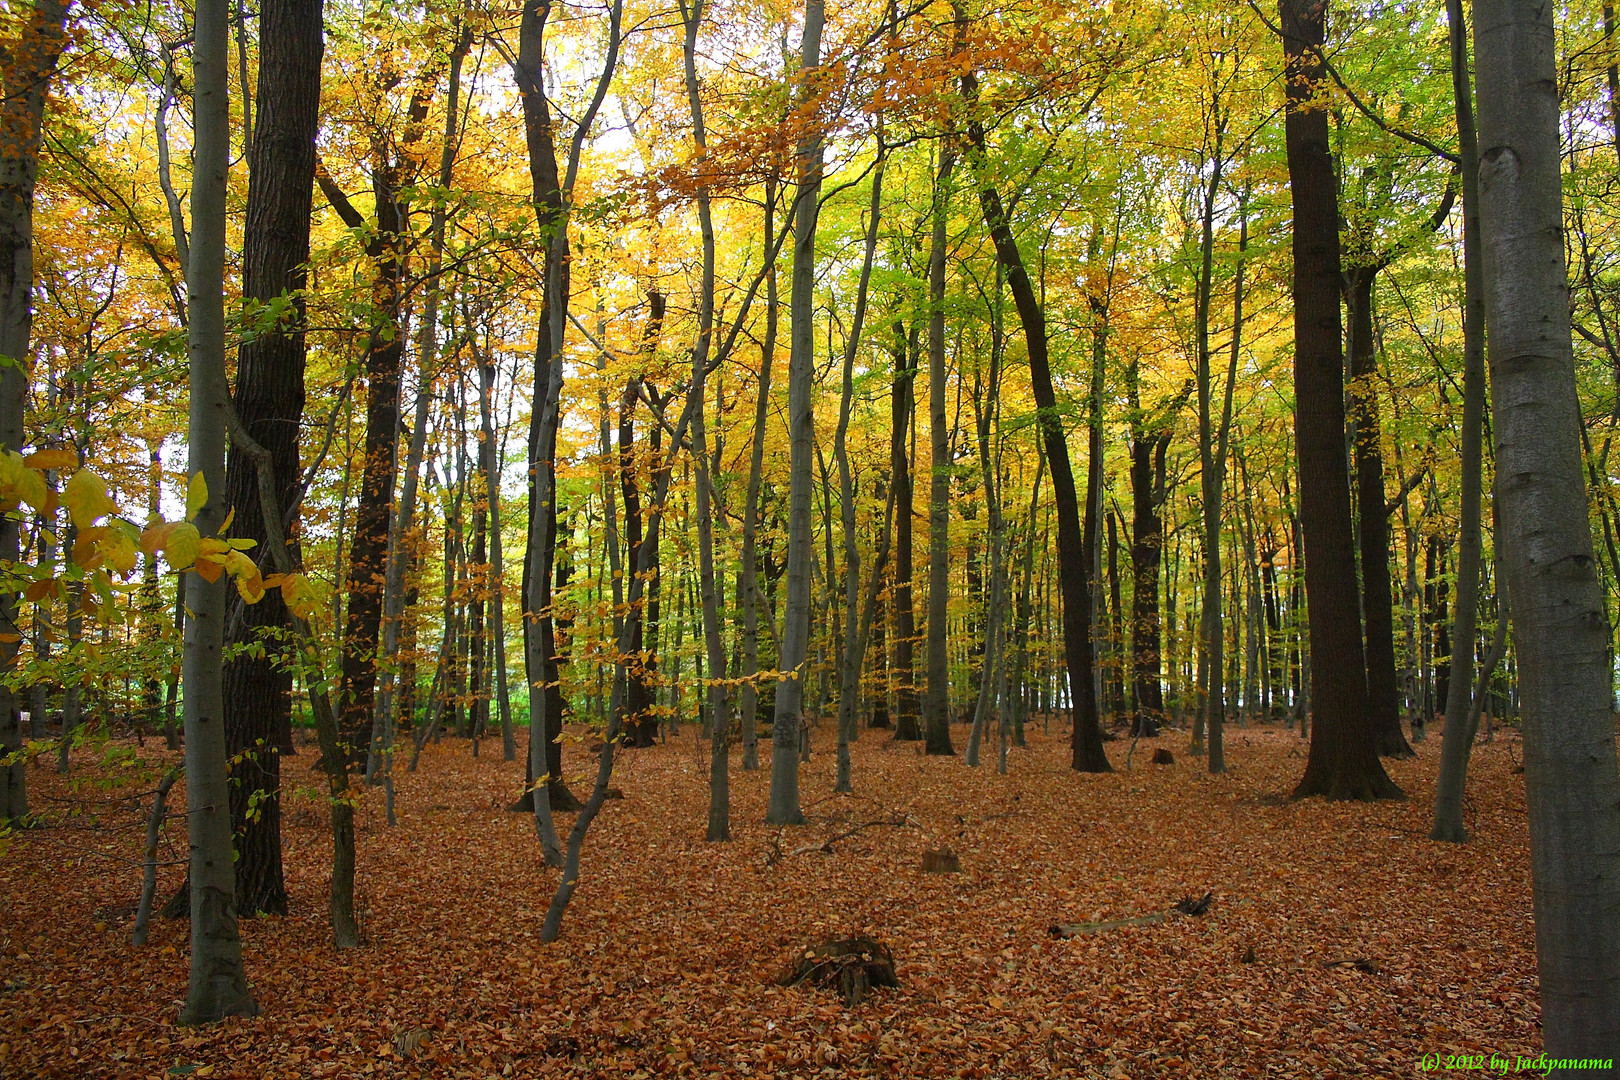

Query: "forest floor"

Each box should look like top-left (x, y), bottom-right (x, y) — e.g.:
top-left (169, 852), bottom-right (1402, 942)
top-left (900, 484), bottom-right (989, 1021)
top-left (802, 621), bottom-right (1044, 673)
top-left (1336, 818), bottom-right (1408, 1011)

top-left (2, 720), bottom-right (1539, 1079)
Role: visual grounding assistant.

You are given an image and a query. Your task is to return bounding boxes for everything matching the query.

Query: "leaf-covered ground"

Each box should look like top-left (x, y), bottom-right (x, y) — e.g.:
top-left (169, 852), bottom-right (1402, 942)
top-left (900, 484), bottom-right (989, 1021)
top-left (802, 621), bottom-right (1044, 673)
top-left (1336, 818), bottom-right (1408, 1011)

top-left (2, 722), bottom-right (1539, 1078)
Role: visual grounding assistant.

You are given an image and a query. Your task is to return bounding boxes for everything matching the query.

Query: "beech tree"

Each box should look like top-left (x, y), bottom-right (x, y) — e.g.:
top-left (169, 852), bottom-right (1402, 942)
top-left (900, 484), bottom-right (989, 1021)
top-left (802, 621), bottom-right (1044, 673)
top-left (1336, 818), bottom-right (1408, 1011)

top-left (1474, 0), bottom-right (1620, 1049)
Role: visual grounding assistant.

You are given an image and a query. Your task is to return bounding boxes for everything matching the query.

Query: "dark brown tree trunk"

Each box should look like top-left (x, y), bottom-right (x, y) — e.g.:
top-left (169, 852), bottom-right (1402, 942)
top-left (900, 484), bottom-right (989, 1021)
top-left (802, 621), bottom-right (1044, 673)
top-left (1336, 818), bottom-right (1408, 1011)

top-left (622, 293), bottom-right (664, 748)
top-left (221, 0), bottom-right (323, 915)
top-left (890, 319), bottom-right (922, 741)
top-left (961, 70), bottom-right (1109, 772)
top-left (1345, 268), bottom-right (1413, 758)
top-left (1128, 401), bottom-right (1170, 736)
top-left (1279, 0), bottom-right (1401, 800)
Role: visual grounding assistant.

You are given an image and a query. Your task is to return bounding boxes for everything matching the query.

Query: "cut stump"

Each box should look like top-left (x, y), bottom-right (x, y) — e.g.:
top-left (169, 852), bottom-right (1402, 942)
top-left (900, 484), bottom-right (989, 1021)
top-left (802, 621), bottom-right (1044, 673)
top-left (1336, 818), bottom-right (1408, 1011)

top-left (1151, 748), bottom-right (1175, 765)
top-left (779, 935), bottom-right (900, 1007)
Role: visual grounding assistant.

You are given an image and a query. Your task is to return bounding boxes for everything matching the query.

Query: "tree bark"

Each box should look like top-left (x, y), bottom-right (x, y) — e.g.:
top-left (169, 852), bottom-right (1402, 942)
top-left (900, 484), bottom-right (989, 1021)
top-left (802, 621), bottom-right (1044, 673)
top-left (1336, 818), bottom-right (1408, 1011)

top-left (221, 0), bottom-right (323, 914)
top-left (0, 0), bottom-right (68, 822)
top-left (767, 0), bottom-right (826, 825)
top-left (180, 0), bottom-right (259, 1020)
top-left (1279, 0), bottom-right (1400, 801)
top-left (1474, 0), bottom-right (1620, 1049)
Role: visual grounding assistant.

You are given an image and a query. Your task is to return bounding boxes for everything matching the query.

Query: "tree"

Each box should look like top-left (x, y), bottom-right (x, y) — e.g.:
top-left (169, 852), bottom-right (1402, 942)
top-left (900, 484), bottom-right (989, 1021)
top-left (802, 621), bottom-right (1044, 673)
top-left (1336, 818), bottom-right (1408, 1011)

top-left (179, 0), bottom-right (258, 1022)
top-left (766, 0), bottom-right (826, 826)
top-left (0, 0), bottom-right (70, 823)
top-left (1474, 0), bottom-right (1620, 1051)
top-left (1277, 0), bottom-right (1400, 801)
top-left (221, 0), bottom-right (324, 917)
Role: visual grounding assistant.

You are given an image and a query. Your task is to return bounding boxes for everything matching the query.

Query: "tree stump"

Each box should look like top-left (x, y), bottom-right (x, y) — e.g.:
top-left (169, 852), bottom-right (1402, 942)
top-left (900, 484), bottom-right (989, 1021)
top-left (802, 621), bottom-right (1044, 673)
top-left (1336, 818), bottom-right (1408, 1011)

top-left (1151, 747), bottom-right (1175, 765)
top-left (921, 848), bottom-right (960, 873)
top-left (779, 935), bottom-right (900, 1006)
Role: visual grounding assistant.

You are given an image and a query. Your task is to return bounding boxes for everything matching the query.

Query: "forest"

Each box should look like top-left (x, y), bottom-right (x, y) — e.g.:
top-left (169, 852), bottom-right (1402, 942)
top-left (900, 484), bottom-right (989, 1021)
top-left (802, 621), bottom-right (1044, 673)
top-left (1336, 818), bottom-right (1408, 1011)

top-left (1, 0), bottom-right (1619, 1072)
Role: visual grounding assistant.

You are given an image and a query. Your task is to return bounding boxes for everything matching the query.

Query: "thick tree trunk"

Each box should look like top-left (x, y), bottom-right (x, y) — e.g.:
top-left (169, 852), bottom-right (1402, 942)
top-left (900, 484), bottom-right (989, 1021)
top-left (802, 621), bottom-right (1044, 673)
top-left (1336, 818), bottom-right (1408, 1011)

top-left (180, 0), bottom-right (258, 1021)
top-left (221, 0), bottom-right (323, 913)
top-left (767, 0), bottom-right (825, 825)
top-left (1279, 0), bottom-right (1400, 801)
top-left (0, 0), bottom-right (68, 822)
top-left (1474, 0), bottom-right (1620, 1050)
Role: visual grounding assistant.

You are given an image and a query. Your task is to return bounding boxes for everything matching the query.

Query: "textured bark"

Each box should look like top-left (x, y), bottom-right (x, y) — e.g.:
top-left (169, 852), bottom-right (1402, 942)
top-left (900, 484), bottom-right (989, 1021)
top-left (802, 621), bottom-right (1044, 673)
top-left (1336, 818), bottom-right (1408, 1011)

top-left (221, 0), bottom-right (323, 915)
top-left (333, 81), bottom-right (433, 767)
top-left (1279, 0), bottom-right (1400, 801)
top-left (1474, 0), bottom-right (1620, 1049)
top-left (180, 0), bottom-right (258, 1021)
top-left (0, 0), bottom-right (68, 821)
top-left (621, 296), bottom-right (664, 749)
top-left (890, 319), bottom-right (922, 741)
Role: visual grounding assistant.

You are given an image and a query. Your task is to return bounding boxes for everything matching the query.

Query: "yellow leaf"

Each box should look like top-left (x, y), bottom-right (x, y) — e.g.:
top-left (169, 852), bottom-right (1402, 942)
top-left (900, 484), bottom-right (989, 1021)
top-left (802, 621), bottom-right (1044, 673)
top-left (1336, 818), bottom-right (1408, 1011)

top-left (0, 633), bottom-right (19, 643)
top-left (164, 522), bottom-right (201, 570)
top-left (63, 470), bottom-right (117, 529)
top-left (236, 571), bottom-right (266, 604)
top-left (23, 449), bottom-right (75, 470)
top-left (194, 558), bottom-right (223, 584)
top-left (15, 468), bottom-right (46, 513)
top-left (186, 471), bottom-right (208, 520)
top-left (98, 524), bottom-right (139, 575)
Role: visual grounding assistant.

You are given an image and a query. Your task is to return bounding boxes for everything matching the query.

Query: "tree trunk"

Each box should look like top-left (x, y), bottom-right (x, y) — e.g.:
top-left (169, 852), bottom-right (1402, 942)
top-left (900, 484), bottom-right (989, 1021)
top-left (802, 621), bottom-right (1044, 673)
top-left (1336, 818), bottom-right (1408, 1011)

top-left (180, 0), bottom-right (259, 1020)
top-left (961, 68), bottom-right (1109, 773)
top-left (1345, 266), bottom-right (1413, 759)
top-left (221, 0), bottom-right (323, 913)
top-left (1474, 0), bottom-right (1620, 1049)
top-left (1279, 0), bottom-right (1400, 801)
top-left (0, 0), bottom-right (68, 822)
top-left (890, 318), bottom-right (923, 741)
top-left (922, 131), bottom-right (957, 758)
top-left (766, 0), bottom-right (825, 825)
top-left (1431, 0), bottom-right (1488, 842)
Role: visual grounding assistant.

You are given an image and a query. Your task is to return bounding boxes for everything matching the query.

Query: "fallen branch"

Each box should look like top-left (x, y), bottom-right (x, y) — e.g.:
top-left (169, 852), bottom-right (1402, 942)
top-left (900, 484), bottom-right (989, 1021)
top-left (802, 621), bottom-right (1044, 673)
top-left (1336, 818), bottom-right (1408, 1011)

top-left (1049, 913), bottom-right (1166, 937)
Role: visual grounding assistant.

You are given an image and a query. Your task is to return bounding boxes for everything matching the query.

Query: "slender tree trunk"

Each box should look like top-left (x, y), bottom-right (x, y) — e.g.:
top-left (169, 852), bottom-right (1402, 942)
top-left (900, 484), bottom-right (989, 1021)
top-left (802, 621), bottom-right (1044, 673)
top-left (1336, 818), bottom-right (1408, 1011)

top-left (1345, 266), bottom-right (1413, 759)
top-left (766, 0), bottom-right (826, 825)
top-left (180, 0), bottom-right (258, 1019)
top-left (890, 319), bottom-right (923, 741)
top-left (961, 67), bottom-right (1109, 772)
top-left (922, 132), bottom-right (957, 757)
top-left (738, 183), bottom-right (778, 771)
top-left (834, 150), bottom-right (887, 790)
top-left (1432, 0), bottom-right (1488, 841)
top-left (1279, 0), bottom-right (1400, 801)
top-left (1474, 0), bottom-right (1620, 1049)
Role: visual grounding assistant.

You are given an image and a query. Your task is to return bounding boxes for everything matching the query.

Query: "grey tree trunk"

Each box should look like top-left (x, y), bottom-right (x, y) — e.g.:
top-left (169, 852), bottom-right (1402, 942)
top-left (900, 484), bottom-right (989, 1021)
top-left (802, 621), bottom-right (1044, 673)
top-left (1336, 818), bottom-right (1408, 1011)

top-left (1474, 0), bottom-right (1620, 1052)
top-left (767, 0), bottom-right (826, 825)
top-left (180, 0), bottom-right (258, 1021)
top-left (681, 0), bottom-right (731, 843)
top-left (1431, 0), bottom-right (1487, 843)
